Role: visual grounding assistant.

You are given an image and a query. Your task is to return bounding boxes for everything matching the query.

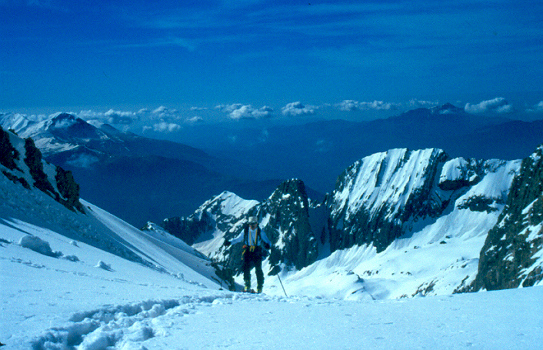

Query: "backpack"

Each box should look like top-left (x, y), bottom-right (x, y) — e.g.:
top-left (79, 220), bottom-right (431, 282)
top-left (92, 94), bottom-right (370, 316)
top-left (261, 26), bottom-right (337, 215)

top-left (243, 225), bottom-right (268, 258)
top-left (243, 225), bottom-right (261, 247)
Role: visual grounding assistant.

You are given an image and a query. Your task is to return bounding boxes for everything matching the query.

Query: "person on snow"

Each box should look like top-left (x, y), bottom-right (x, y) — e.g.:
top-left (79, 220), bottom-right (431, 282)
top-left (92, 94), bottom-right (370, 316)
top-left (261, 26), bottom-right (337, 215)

top-left (224, 216), bottom-right (272, 293)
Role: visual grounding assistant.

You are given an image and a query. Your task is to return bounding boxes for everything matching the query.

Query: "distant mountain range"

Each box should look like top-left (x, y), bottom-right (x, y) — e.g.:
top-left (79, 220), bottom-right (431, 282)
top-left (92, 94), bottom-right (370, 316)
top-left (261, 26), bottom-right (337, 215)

top-left (178, 103), bottom-right (543, 192)
top-left (0, 124), bottom-right (220, 286)
top-left (2, 103), bottom-right (543, 227)
top-left (0, 113), bottom-right (282, 226)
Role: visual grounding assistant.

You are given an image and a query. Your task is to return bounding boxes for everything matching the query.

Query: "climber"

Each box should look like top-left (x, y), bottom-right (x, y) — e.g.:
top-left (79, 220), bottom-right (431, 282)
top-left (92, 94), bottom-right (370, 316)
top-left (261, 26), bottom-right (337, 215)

top-left (224, 216), bottom-right (271, 293)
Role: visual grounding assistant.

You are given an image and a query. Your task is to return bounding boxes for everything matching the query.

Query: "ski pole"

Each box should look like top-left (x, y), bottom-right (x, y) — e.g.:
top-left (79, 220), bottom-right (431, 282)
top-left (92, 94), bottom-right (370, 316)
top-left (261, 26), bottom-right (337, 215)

top-left (277, 274), bottom-right (288, 297)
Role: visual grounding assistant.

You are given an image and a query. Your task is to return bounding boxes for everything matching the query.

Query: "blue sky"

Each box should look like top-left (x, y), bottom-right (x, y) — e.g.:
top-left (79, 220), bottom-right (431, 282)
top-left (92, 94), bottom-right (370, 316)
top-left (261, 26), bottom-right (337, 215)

top-left (1, 0), bottom-right (543, 130)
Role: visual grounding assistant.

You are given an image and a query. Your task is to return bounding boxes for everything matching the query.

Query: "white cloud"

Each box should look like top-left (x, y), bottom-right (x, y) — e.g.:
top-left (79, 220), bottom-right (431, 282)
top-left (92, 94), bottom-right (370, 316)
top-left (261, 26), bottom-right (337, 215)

top-left (75, 106), bottom-right (191, 134)
top-left (336, 100), bottom-right (400, 112)
top-left (216, 104), bottom-right (273, 120)
top-left (464, 97), bottom-right (513, 114)
top-left (281, 102), bottom-right (316, 116)
top-left (51, 116), bottom-right (77, 129)
top-left (152, 106), bottom-right (168, 114)
top-left (150, 122), bottom-right (181, 133)
top-left (336, 100), bottom-right (360, 112)
top-left (78, 109), bottom-right (140, 125)
top-left (408, 99), bottom-right (440, 109)
top-left (526, 101), bottom-right (543, 113)
top-left (185, 116), bottom-right (203, 124)
top-left (150, 106), bottom-right (182, 120)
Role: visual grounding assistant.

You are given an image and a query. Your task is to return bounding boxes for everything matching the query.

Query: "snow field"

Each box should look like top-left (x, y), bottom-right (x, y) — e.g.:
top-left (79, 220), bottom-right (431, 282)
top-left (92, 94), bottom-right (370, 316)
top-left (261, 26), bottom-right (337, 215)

top-left (28, 288), bottom-right (543, 350)
top-left (2, 207), bottom-right (543, 349)
top-left (2, 142), bottom-right (542, 349)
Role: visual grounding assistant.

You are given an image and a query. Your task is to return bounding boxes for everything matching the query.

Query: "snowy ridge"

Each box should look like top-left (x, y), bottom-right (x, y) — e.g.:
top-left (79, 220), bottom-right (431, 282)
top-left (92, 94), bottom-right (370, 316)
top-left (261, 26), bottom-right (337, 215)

top-left (0, 210), bottom-right (223, 348)
top-left (1, 126), bottom-right (84, 213)
top-left (181, 148), bottom-right (524, 300)
top-left (331, 148), bottom-right (445, 220)
top-left (191, 191), bottom-right (260, 258)
top-left (283, 150), bottom-right (521, 299)
top-left (327, 148), bottom-right (520, 252)
top-left (0, 112), bottom-right (113, 156)
top-left (0, 127), bottom-right (233, 346)
top-left (173, 179), bottom-right (320, 274)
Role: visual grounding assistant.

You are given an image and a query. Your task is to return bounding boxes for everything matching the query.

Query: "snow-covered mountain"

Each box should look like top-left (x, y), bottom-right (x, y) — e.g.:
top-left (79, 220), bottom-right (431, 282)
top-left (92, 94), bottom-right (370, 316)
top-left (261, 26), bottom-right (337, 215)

top-left (3, 126), bottom-right (543, 348)
top-left (0, 112), bottom-right (203, 161)
top-left (163, 147), bottom-right (541, 299)
top-left (327, 148), bottom-right (518, 253)
top-left (157, 179), bottom-right (324, 275)
top-left (0, 112), bottom-right (281, 226)
top-left (0, 125), bottom-right (220, 281)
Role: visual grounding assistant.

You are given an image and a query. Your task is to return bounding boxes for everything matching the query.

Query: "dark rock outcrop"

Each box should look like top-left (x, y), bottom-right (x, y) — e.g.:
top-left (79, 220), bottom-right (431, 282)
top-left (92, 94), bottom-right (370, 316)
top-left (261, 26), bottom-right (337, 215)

top-left (55, 166), bottom-right (85, 213)
top-left (161, 214), bottom-right (214, 246)
top-left (473, 146), bottom-right (543, 290)
top-left (258, 179), bottom-right (318, 270)
top-left (0, 126), bottom-right (84, 213)
top-left (0, 127), bottom-right (20, 171)
top-left (24, 137), bottom-right (58, 198)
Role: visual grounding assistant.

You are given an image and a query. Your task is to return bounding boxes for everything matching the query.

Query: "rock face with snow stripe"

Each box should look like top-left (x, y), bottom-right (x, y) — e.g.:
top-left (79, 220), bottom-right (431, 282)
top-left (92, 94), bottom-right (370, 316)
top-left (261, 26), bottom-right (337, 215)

top-left (473, 145), bottom-right (543, 290)
top-left (438, 157), bottom-right (482, 191)
top-left (164, 179), bottom-right (322, 273)
top-left (325, 148), bottom-right (519, 254)
top-left (0, 126), bottom-right (84, 212)
top-left (327, 148), bottom-right (448, 252)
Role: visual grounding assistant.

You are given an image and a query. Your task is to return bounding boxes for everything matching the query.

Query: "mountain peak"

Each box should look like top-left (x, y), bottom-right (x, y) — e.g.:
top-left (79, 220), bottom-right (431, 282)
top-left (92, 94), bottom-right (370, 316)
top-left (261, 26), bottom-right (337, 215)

top-left (48, 112), bottom-right (88, 129)
top-left (431, 103), bottom-right (464, 115)
top-left (389, 103), bottom-right (466, 124)
top-left (45, 113), bottom-right (104, 140)
top-left (50, 112), bottom-right (78, 124)
top-left (269, 178), bottom-right (307, 200)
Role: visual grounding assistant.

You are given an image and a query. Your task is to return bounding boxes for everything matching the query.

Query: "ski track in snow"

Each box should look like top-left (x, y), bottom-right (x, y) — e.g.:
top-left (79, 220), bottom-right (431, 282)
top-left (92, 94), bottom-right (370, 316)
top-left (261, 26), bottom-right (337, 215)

top-left (30, 294), bottom-right (223, 350)
top-left (27, 289), bottom-right (543, 350)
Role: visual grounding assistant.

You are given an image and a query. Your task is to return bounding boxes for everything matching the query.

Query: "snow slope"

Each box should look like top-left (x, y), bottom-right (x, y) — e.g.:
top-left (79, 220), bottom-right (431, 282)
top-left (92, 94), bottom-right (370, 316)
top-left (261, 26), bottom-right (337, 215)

top-left (2, 208), bottom-right (543, 349)
top-left (0, 148), bottom-right (222, 348)
top-left (2, 175), bottom-right (543, 349)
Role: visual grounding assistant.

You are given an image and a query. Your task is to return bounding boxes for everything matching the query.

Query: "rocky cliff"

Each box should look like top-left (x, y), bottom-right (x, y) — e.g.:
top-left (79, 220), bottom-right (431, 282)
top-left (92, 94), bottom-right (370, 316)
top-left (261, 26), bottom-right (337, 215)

top-left (326, 148), bottom-right (517, 254)
top-left (163, 148), bottom-right (520, 283)
top-left (161, 179), bottom-right (323, 275)
top-left (257, 179), bottom-right (319, 270)
top-left (0, 127), bottom-right (84, 213)
top-left (473, 145), bottom-right (543, 290)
